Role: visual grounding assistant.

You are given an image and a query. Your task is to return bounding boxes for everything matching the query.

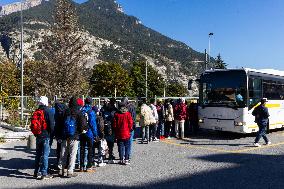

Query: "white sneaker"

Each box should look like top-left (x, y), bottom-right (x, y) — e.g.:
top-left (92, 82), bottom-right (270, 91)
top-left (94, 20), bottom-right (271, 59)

top-left (167, 137), bottom-right (171, 140)
top-left (124, 160), bottom-right (130, 165)
top-left (108, 159), bottom-right (116, 164)
top-left (253, 143), bottom-right (261, 147)
top-left (98, 162), bottom-right (106, 167)
top-left (266, 141), bottom-right (271, 145)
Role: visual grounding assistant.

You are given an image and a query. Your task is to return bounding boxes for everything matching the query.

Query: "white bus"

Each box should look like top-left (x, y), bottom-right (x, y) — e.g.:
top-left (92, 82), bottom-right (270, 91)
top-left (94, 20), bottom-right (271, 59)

top-left (198, 68), bottom-right (284, 133)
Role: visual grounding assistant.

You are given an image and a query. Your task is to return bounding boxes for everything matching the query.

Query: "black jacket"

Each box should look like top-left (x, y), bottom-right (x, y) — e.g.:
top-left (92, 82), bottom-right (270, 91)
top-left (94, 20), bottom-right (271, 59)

top-left (63, 98), bottom-right (87, 140)
top-left (252, 104), bottom-right (270, 125)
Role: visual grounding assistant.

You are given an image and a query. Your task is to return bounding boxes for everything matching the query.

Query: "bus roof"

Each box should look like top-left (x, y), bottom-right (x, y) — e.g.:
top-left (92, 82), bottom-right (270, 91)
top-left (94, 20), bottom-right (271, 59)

top-left (204, 68), bottom-right (284, 77)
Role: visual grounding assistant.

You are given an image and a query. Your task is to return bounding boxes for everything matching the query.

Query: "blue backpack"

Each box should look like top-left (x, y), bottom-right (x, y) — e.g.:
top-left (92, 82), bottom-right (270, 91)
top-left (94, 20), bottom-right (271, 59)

top-left (64, 115), bottom-right (76, 137)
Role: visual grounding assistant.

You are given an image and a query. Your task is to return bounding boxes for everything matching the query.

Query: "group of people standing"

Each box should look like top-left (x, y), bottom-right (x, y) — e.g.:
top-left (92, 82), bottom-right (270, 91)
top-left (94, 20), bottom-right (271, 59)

top-left (139, 97), bottom-right (196, 143)
top-left (31, 96), bottom-right (135, 180)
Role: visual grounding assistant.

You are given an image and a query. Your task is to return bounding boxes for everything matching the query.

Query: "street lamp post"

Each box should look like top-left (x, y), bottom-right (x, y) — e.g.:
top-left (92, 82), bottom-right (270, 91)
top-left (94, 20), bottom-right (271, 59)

top-left (208, 32), bottom-right (214, 66)
top-left (20, 0), bottom-right (24, 124)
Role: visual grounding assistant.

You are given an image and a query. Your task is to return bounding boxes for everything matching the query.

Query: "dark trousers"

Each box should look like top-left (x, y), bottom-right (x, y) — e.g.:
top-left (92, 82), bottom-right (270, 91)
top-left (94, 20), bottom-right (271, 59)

top-left (149, 123), bottom-right (157, 140)
top-left (117, 139), bottom-right (130, 161)
top-left (56, 141), bottom-right (62, 165)
top-left (107, 141), bottom-right (115, 159)
top-left (164, 121), bottom-right (172, 137)
top-left (80, 134), bottom-right (93, 168)
top-left (254, 122), bottom-right (269, 143)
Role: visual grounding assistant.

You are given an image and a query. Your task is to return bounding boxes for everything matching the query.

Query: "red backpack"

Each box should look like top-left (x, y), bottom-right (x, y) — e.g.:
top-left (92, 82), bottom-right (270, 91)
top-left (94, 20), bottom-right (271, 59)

top-left (30, 109), bottom-right (47, 135)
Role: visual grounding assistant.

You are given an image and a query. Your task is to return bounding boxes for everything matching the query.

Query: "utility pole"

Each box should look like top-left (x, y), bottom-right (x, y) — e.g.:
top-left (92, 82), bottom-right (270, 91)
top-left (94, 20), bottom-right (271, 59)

top-left (204, 49), bottom-right (207, 70)
top-left (145, 61), bottom-right (148, 98)
top-left (20, 0), bottom-right (24, 124)
top-left (208, 32), bottom-right (213, 67)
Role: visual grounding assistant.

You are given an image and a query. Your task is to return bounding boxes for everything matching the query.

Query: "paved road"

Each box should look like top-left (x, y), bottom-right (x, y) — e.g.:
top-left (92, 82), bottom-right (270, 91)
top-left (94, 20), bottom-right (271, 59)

top-left (1, 129), bottom-right (284, 189)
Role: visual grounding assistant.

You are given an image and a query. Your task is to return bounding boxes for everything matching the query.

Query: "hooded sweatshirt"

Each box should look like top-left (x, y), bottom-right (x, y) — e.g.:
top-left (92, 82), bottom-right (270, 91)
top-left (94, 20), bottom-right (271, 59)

top-left (121, 97), bottom-right (136, 130)
top-left (64, 97), bottom-right (87, 140)
top-left (113, 105), bottom-right (133, 140)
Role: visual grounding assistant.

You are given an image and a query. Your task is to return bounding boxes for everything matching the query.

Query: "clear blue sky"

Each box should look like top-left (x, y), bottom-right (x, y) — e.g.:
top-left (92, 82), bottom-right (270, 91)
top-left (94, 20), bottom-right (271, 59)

top-left (2, 0), bottom-right (284, 70)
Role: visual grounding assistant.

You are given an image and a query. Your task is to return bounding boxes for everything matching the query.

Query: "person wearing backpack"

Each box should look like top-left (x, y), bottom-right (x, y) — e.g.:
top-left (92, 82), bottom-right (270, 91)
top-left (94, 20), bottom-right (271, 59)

top-left (59, 97), bottom-right (87, 178)
top-left (31, 96), bottom-right (55, 180)
top-left (113, 102), bottom-right (133, 165)
top-left (252, 98), bottom-right (271, 147)
top-left (79, 97), bottom-right (98, 171)
top-left (54, 100), bottom-right (68, 170)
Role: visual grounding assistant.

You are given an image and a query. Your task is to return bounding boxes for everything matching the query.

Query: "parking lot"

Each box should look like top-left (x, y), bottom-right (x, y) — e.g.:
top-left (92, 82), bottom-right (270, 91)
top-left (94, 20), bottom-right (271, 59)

top-left (1, 129), bottom-right (284, 189)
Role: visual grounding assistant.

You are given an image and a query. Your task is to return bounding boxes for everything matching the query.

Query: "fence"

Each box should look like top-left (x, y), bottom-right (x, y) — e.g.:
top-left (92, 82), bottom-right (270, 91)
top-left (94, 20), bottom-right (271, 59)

top-left (0, 95), bottom-right (199, 128)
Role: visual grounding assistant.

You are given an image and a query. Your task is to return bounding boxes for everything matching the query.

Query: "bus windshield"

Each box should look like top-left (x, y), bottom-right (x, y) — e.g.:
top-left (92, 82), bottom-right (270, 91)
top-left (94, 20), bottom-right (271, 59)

top-left (200, 70), bottom-right (247, 108)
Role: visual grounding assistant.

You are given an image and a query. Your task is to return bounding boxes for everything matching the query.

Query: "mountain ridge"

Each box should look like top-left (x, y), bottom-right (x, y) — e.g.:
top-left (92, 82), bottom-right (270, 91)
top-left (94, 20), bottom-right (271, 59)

top-left (0, 0), bottom-right (209, 94)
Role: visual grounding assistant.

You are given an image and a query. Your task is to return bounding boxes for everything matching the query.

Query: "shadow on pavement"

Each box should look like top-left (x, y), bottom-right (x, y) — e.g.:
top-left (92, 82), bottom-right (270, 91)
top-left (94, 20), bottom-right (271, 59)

top-left (21, 153), bottom-right (284, 189)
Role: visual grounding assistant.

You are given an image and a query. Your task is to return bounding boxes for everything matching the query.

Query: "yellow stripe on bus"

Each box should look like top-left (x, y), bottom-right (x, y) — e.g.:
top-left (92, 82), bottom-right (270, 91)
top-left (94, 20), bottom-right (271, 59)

top-left (252, 103), bottom-right (281, 109)
top-left (266, 104), bottom-right (281, 108)
top-left (248, 122), bottom-right (284, 129)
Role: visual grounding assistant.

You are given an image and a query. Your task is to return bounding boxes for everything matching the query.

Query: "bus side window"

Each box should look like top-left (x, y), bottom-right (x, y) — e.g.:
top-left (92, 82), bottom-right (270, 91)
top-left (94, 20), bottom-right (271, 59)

top-left (248, 77), bottom-right (262, 110)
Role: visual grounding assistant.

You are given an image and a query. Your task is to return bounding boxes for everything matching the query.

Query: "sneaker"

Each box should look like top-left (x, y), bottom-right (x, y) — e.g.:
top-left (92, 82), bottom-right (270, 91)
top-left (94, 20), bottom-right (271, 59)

top-left (67, 173), bottom-right (78, 178)
top-left (266, 141), bottom-right (272, 145)
top-left (79, 168), bottom-right (85, 172)
top-left (124, 160), bottom-right (130, 165)
top-left (160, 136), bottom-right (165, 140)
top-left (33, 173), bottom-right (41, 179)
top-left (118, 160), bottom-right (124, 165)
top-left (98, 162), bottom-right (106, 167)
top-left (153, 137), bottom-right (159, 142)
top-left (167, 136), bottom-right (171, 140)
top-left (108, 159), bottom-right (116, 164)
top-left (84, 168), bottom-right (95, 173)
top-left (41, 174), bottom-right (53, 180)
top-left (253, 143), bottom-right (261, 147)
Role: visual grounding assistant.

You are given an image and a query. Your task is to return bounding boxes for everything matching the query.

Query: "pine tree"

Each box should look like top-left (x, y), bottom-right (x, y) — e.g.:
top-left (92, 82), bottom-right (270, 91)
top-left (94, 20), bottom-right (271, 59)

top-left (215, 53), bottom-right (227, 69)
top-left (40, 0), bottom-right (90, 97)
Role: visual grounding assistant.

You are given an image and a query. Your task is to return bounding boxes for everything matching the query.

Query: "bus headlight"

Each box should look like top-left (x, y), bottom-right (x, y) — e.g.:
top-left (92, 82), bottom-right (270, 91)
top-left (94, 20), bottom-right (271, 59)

top-left (234, 121), bottom-right (246, 126)
top-left (199, 119), bottom-right (204, 123)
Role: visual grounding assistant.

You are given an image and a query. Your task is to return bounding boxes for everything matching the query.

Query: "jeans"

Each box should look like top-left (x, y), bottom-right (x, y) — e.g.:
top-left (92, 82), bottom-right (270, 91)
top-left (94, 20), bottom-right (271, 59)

top-left (80, 134), bottom-right (93, 168)
top-left (129, 130), bottom-right (134, 158)
top-left (34, 137), bottom-right (50, 176)
top-left (157, 121), bottom-right (165, 138)
top-left (117, 139), bottom-right (130, 161)
top-left (255, 122), bottom-right (269, 143)
top-left (60, 139), bottom-right (79, 174)
top-left (175, 120), bottom-right (185, 139)
top-left (142, 126), bottom-right (149, 142)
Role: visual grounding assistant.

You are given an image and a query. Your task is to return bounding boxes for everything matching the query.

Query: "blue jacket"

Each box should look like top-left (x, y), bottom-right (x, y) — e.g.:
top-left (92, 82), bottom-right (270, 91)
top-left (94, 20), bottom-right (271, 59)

top-left (82, 105), bottom-right (98, 139)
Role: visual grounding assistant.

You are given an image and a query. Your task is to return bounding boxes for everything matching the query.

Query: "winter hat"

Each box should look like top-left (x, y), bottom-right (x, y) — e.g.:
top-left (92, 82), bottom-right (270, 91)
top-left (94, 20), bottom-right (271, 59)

top-left (118, 102), bottom-right (126, 108)
top-left (77, 98), bottom-right (84, 107)
top-left (39, 96), bottom-right (48, 106)
top-left (85, 97), bottom-right (93, 105)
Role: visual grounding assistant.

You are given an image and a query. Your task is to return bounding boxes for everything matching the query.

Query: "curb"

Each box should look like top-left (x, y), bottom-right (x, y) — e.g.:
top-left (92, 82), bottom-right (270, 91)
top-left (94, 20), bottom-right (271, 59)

top-left (0, 122), bottom-right (29, 132)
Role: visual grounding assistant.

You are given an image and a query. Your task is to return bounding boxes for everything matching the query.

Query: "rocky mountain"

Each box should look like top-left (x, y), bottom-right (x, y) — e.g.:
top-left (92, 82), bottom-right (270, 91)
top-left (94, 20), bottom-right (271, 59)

top-left (0, 0), bottom-right (48, 17)
top-left (0, 0), bottom-right (210, 95)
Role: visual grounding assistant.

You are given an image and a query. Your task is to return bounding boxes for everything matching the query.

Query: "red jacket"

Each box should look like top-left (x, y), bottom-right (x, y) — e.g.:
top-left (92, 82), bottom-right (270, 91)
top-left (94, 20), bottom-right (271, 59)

top-left (174, 103), bottom-right (187, 121)
top-left (113, 108), bottom-right (133, 140)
